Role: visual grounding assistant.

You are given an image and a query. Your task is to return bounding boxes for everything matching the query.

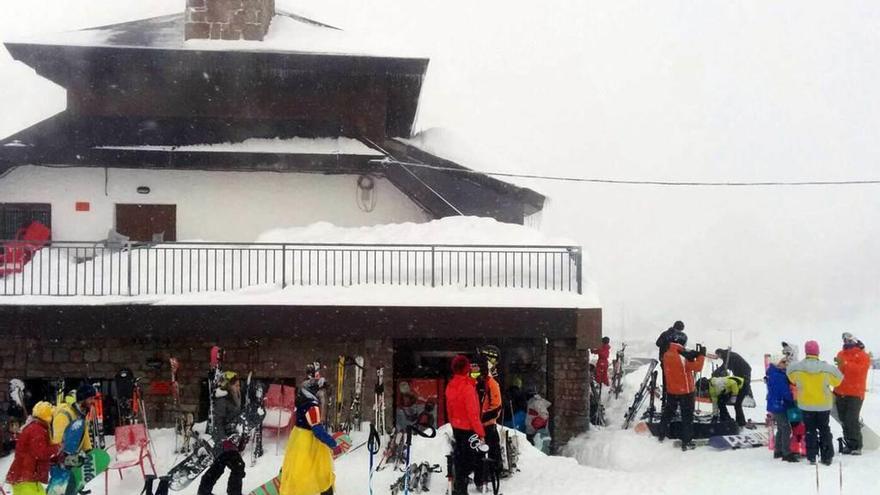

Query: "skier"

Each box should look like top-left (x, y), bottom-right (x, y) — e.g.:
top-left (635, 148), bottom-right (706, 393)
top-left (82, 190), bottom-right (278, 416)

top-left (198, 372), bottom-right (246, 495)
top-left (593, 337), bottom-right (611, 387)
top-left (6, 401), bottom-right (61, 495)
top-left (445, 355), bottom-right (485, 495)
top-left (713, 348), bottom-right (752, 426)
top-left (279, 376), bottom-right (341, 495)
top-left (656, 321), bottom-right (685, 397)
top-left (658, 332), bottom-right (705, 451)
top-left (833, 333), bottom-right (871, 455)
top-left (51, 384), bottom-right (97, 495)
top-left (705, 370), bottom-right (744, 423)
top-left (787, 340), bottom-right (842, 465)
top-left (766, 355), bottom-right (799, 462)
top-left (474, 345), bottom-right (502, 491)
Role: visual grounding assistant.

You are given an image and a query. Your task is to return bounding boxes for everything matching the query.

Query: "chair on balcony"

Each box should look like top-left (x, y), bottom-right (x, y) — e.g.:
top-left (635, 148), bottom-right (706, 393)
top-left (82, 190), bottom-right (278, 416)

top-left (0, 220), bottom-right (51, 277)
top-left (104, 424), bottom-right (156, 495)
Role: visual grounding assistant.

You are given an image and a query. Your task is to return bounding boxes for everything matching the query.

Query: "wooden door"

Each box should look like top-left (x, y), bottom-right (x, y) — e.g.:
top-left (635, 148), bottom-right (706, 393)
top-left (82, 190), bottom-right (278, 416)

top-left (115, 204), bottom-right (177, 242)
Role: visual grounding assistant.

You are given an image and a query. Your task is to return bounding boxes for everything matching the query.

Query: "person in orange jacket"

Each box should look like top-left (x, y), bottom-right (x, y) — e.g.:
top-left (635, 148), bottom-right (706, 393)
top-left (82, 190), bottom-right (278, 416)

top-left (594, 337), bottom-right (611, 386)
top-left (446, 355), bottom-right (486, 495)
top-left (834, 333), bottom-right (871, 455)
top-left (474, 345), bottom-right (503, 489)
top-left (659, 332), bottom-right (706, 451)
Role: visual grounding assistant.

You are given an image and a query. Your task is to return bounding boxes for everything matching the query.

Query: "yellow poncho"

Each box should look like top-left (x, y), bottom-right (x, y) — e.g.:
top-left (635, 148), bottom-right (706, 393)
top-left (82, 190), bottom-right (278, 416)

top-left (279, 427), bottom-right (334, 495)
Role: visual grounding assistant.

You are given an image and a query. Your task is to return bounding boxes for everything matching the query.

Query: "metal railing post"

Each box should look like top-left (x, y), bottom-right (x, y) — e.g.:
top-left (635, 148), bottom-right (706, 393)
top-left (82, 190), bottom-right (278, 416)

top-left (281, 244), bottom-right (287, 289)
top-left (126, 243), bottom-right (133, 296)
top-left (574, 247), bottom-right (583, 295)
top-left (430, 246), bottom-right (436, 287)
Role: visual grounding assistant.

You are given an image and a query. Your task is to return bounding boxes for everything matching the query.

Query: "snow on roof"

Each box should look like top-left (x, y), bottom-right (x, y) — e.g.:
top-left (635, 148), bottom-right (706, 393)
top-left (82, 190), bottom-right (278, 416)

top-left (8, 12), bottom-right (426, 59)
top-left (95, 137), bottom-right (382, 155)
top-left (398, 128), bottom-right (547, 195)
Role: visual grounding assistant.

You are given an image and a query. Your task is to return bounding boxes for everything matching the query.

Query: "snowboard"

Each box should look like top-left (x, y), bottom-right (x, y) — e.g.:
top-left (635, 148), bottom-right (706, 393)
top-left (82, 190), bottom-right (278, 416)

top-left (245, 431), bottom-right (355, 495)
top-left (168, 437), bottom-right (215, 491)
top-left (48, 419), bottom-right (109, 495)
top-left (71, 448), bottom-right (111, 489)
top-left (707, 431), bottom-right (770, 450)
top-left (831, 402), bottom-right (880, 451)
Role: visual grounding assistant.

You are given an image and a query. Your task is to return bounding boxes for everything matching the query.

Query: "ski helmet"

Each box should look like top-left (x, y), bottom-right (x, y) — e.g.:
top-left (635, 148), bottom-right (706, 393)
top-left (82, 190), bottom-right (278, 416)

top-left (670, 332), bottom-right (688, 346)
top-left (32, 401), bottom-right (54, 423)
top-left (477, 345), bottom-right (501, 362)
top-left (75, 384), bottom-right (97, 403)
top-left (220, 371), bottom-right (239, 390)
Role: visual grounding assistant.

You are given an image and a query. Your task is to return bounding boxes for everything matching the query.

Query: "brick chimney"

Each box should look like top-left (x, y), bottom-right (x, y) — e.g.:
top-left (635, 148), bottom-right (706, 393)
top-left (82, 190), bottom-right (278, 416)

top-left (185, 0), bottom-right (275, 41)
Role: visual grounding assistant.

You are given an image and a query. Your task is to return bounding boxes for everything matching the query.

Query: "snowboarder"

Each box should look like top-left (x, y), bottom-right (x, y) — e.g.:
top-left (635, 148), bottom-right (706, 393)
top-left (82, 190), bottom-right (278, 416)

top-left (658, 332), bottom-right (705, 451)
top-left (833, 332), bottom-right (871, 455)
top-left (713, 348), bottom-right (752, 427)
top-left (445, 355), bottom-right (485, 495)
top-left (787, 340), bottom-right (842, 465)
top-left (705, 370), bottom-right (744, 423)
top-left (198, 372), bottom-right (246, 495)
top-left (766, 355), bottom-right (799, 462)
top-left (51, 384), bottom-right (97, 495)
top-left (593, 337), bottom-right (611, 387)
top-left (474, 345), bottom-right (502, 491)
top-left (6, 401), bottom-right (61, 495)
top-left (279, 377), bottom-right (341, 495)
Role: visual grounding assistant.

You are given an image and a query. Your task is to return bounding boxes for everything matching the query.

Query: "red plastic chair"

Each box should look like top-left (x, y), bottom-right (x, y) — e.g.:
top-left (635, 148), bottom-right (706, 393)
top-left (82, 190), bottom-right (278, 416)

top-left (0, 221), bottom-right (51, 277)
top-left (104, 424), bottom-right (156, 494)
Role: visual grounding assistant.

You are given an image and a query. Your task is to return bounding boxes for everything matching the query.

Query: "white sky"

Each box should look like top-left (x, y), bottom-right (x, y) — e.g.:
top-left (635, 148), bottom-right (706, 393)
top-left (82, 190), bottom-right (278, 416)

top-left (1, 1), bottom-right (878, 353)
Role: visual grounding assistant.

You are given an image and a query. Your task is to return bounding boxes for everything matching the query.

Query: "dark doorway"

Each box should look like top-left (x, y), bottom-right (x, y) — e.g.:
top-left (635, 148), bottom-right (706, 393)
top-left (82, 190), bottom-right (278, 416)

top-left (115, 204), bottom-right (177, 242)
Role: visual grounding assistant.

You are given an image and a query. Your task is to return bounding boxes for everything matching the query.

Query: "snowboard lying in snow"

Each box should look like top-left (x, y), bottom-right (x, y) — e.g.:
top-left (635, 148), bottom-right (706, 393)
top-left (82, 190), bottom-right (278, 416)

top-left (675, 431), bottom-right (769, 450)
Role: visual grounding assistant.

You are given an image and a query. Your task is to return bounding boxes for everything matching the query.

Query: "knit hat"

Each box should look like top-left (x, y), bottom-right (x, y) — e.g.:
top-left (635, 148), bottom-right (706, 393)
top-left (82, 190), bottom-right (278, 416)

top-left (673, 321), bottom-right (685, 331)
top-left (75, 383), bottom-right (97, 403)
top-left (804, 340), bottom-right (820, 356)
top-left (32, 401), bottom-right (54, 423)
top-left (451, 355), bottom-right (471, 375)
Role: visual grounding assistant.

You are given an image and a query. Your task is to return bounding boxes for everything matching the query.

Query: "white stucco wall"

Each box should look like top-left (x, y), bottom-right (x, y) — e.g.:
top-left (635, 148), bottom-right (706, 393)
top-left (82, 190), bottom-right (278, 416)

top-left (0, 166), bottom-right (431, 241)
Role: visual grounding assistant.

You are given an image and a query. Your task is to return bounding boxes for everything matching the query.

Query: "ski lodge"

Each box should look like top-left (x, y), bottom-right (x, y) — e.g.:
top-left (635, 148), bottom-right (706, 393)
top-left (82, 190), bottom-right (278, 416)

top-left (0, 1), bottom-right (601, 449)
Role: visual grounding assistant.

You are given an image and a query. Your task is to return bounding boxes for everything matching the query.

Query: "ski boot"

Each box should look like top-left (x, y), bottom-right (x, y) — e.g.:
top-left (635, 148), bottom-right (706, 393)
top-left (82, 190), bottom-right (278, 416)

top-left (837, 437), bottom-right (852, 455)
top-left (140, 474), bottom-right (157, 495)
top-left (680, 441), bottom-right (696, 451)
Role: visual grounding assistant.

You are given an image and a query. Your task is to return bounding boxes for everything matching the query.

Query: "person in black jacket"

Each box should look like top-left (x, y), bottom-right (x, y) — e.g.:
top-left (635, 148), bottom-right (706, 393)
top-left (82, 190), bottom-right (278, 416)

top-left (714, 349), bottom-right (752, 426)
top-left (198, 372), bottom-right (246, 495)
top-left (656, 321), bottom-right (685, 396)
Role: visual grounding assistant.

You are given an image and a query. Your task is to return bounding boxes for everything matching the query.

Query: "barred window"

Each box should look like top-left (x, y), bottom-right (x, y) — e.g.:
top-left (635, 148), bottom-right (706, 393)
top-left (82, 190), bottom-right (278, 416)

top-left (0, 203), bottom-right (51, 240)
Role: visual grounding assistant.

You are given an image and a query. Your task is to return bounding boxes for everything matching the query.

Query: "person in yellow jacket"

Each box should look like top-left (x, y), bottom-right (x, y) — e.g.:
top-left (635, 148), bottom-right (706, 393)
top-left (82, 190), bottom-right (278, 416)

top-left (787, 341), bottom-right (842, 466)
top-left (51, 384), bottom-right (96, 452)
top-left (704, 371), bottom-right (744, 423)
top-left (280, 378), bottom-right (343, 495)
top-left (473, 345), bottom-right (502, 489)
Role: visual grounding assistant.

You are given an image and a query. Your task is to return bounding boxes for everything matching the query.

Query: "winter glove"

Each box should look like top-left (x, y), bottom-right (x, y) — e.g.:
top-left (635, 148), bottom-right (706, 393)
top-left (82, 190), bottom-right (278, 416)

top-left (311, 424), bottom-right (337, 450)
top-left (468, 434), bottom-right (489, 453)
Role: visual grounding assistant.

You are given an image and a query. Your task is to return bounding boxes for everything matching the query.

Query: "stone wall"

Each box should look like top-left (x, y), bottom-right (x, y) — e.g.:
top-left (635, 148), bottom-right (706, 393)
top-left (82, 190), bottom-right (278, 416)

top-left (0, 334), bottom-right (393, 429)
top-left (185, 0), bottom-right (275, 41)
top-left (547, 338), bottom-right (590, 450)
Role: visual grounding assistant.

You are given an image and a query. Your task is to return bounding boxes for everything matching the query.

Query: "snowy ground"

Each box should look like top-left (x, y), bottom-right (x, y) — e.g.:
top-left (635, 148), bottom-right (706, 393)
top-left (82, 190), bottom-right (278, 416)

top-left (1, 368), bottom-right (875, 495)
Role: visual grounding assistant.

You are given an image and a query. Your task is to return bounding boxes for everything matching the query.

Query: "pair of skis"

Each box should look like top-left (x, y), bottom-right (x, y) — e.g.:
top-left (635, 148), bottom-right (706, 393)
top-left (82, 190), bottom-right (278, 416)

top-left (622, 359), bottom-right (659, 429)
top-left (335, 355), bottom-right (365, 433)
top-left (169, 357), bottom-right (194, 455)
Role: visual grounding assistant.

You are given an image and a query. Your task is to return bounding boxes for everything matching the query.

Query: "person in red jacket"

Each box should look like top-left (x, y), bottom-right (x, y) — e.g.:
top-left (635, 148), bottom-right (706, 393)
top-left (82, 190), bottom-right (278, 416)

top-left (6, 401), bottom-right (60, 495)
top-left (658, 332), bottom-right (706, 451)
top-left (445, 355), bottom-right (486, 495)
top-left (834, 333), bottom-right (871, 455)
top-left (594, 337), bottom-right (611, 386)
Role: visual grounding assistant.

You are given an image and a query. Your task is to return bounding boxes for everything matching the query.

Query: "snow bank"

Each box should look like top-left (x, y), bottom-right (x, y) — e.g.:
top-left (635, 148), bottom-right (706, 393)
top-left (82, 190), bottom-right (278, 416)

top-left (255, 217), bottom-right (574, 246)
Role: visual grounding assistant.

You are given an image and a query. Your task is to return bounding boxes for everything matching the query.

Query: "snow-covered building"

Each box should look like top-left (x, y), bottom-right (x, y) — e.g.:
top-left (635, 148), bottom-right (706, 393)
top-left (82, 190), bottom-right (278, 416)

top-left (0, 1), bottom-right (600, 448)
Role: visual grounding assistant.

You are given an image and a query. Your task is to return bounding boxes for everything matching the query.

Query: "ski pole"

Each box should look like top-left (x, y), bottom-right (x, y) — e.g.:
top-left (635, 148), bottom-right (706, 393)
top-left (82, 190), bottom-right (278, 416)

top-left (368, 423), bottom-right (381, 495)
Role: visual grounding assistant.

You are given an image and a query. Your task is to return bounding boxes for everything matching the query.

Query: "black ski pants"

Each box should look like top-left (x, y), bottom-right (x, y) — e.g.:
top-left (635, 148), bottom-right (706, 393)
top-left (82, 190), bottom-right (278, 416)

top-left (803, 410), bottom-right (833, 463)
top-left (835, 395), bottom-right (863, 451)
top-left (452, 428), bottom-right (481, 495)
top-left (660, 392), bottom-right (695, 444)
top-left (474, 424), bottom-right (501, 487)
top-left (198, 450), bottom-right (245, 495)
top-left (733, 378), bottom-right (751, 426)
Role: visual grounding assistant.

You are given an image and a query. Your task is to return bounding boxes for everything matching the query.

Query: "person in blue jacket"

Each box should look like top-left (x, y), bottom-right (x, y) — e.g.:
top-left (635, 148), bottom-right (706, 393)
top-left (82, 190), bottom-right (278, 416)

top-left (766, 354), bottom-right (799, 462)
